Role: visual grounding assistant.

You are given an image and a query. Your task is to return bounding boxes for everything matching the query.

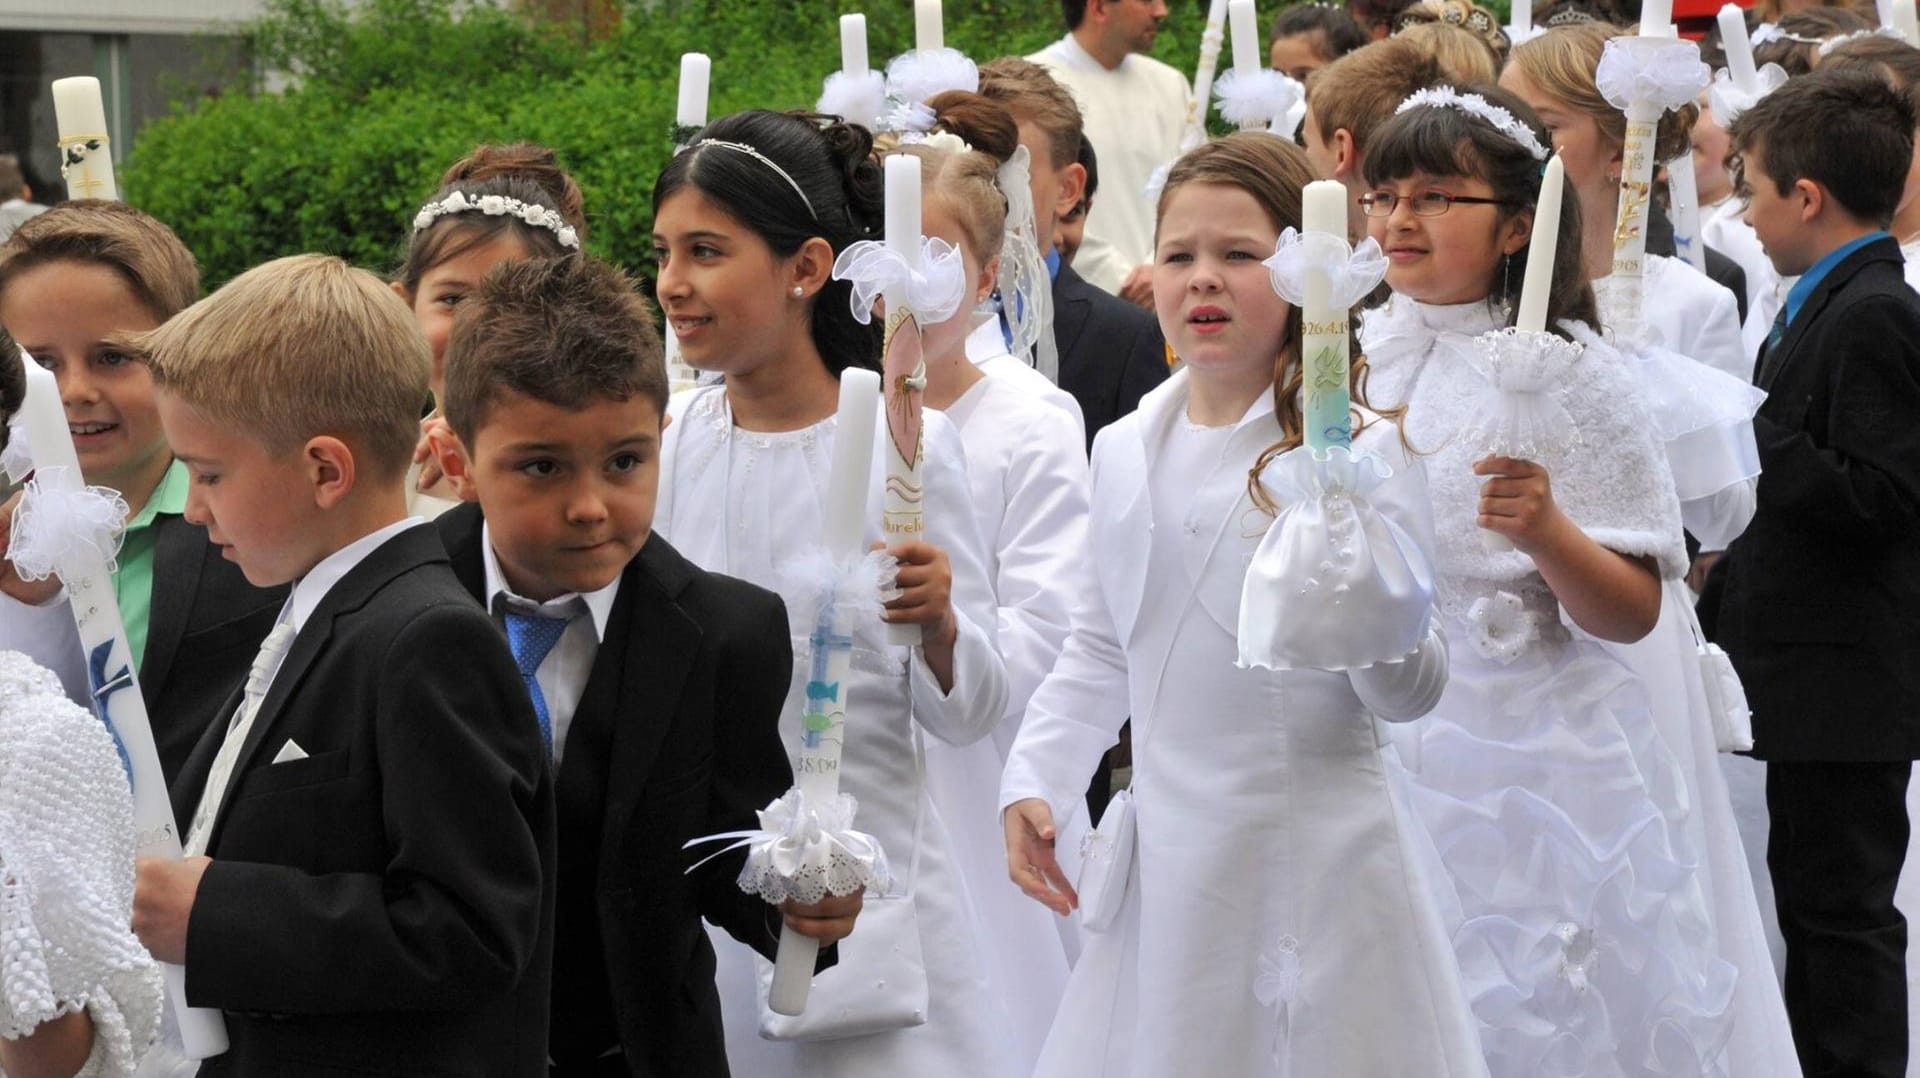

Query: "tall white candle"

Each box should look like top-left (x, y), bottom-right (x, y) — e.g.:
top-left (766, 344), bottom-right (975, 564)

top-left (885, 154), bottom-right (922, 269)
top-left (1517, 155), bottom-right (1564, 334)
top-left (14, 353), bottom-right (224, 1056)
top-left (841, 13), bottom-right (870, 77)
top-left (1639, 0), bottom-right (1673, 35)
top-left (50, 76), bottom-right (116, 201)
top-left (1300, 180), bottom-right (1352, 455)
top-left (824, 369), bottom-right (881, 561)
top-left (1717, 4), bottom-right (1758, 88)
top-left (1510, 0), bottom-right (1533, 34)
top-left (1880, 0), bottom-right (1897, 31)
top-left (916, 0), bottom-right (943, 51)
top-left (1229, 0), bottom-right (1261, 77)
top-left (676, 54), bottom-right (711, 131)
top-left (1182, 0), bottom-right (1231, 151)
top-left (1897, 0), bottom-right (1919, 43)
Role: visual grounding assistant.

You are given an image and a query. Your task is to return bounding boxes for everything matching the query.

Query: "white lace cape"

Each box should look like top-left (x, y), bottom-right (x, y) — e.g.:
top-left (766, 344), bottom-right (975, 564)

top-left (0, 651), bottom-right (161, 1077)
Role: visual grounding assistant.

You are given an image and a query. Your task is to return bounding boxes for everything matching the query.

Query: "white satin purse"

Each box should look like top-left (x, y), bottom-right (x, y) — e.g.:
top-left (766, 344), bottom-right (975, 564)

top-left (1682, 590), bottom-right (1753, 752)
top-left (1075, 788), bottom-right (1136, 932)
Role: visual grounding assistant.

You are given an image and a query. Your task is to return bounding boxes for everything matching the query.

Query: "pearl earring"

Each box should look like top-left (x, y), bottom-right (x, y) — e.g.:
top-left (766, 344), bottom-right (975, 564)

top-left (792, 286), bottom-right (805, 298)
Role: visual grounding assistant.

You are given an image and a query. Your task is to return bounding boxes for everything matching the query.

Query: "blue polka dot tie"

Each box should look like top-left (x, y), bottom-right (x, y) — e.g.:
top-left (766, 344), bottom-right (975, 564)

top-left (505, 611), bottom-right (570, 758)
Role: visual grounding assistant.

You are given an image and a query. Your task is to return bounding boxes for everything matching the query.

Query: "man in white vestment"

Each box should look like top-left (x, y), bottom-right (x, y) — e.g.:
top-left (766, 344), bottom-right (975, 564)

top-left (1029, 0), bottom-right (1189, 306)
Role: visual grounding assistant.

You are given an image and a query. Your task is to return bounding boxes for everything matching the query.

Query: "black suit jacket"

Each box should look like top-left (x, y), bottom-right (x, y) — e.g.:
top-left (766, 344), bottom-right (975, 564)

top-left (1053, 262), bottom-right (1170, 451)
top-left (1706, 237), bottom-right (1920, 761)
top-left (438, 506), bottom-right (797, 1077)
top-left (143, 513), bottom-right (285, 783)
top-left (170, 524), bottom-right (555, 1077)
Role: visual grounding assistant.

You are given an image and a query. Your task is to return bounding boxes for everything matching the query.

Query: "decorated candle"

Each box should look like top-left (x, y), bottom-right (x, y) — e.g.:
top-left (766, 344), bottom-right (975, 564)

top-left (841, 13), bottom-right (870, 77)
top-left (1229, 0), bottom-right (1261, 78)
top-left (1718, 4), bottom-right (1758, 88)
top-left (880, 155), bottom-right (927, 644)
top-left (1897, 0), bottom-right (1919, 43)
top-left (1517, 154), bottom-right (1564, 334)
top-left (51, 76), bottom-right (116, 201)
top-left (886, 154), bottom-right (922, 268)
top-left (1510, 0), bottom-right (1533, 36)
top-left (1638, 0), bottom-right (1672, 35)
top-left (676, 53), bottom-right (711, 132)
top-left (13, 352), bottom-right (226, 1056)
top-left (916, 0), bottom-right (943, 52)
top-left (767, 367), bottom-right (881, 1017)
top-left (1182, 0), bottom-right (1230, 151)
top-left (1300, 180), bottom-right (1352, 455)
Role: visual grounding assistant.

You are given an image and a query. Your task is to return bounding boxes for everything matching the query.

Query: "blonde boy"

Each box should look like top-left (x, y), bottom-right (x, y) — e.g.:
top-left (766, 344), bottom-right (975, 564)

top-left (129, 254), bottom-right (553, 1077)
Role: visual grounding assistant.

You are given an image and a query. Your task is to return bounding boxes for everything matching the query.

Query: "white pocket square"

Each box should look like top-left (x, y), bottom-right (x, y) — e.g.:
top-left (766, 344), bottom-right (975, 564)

top-left (271, 740), bottom-right (309, 764)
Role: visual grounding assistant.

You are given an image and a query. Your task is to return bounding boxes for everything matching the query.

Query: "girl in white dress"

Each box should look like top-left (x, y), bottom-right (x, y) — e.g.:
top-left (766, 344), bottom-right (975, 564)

top-left (1002, 132), bottom-right (1486, 1078)
top-left (1356, 84), bottom-right (1771, 1076)
top-left (648, 109), bottom-right (1019, 1077)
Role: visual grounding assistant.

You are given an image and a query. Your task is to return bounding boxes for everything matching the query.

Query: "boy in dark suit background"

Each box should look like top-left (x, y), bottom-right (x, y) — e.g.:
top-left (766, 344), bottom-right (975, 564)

top-left (1710, 68), bottom-right (1920, 1078)
top-left (129, 253), bottom-right (555, 1077)
top-left (431, 255), bottom-right (860, 1077)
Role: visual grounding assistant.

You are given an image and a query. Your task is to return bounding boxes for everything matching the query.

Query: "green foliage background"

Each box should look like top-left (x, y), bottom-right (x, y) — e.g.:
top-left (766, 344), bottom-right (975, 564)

top-left (123, 0), bottom-right (1217, 287)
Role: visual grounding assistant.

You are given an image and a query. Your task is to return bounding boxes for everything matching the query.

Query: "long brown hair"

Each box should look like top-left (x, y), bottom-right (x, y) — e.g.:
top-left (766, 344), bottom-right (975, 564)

top-left (1156, 132), bottom-right (1398, 510)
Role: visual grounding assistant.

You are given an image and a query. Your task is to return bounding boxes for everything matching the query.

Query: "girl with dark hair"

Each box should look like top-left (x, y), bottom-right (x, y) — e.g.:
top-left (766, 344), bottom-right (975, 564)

top-left (1003, 131), bottom-right (1480, 1077)
top-left (1355, 86), bottom-right (1793, 1075)
top-left (649, 110), bottom-right (1018, 1077)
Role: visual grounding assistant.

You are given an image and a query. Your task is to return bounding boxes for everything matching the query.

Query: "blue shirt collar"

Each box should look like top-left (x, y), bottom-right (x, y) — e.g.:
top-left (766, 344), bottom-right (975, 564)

top-left (1045, 246), bottom-right (1062, 281)
top-left (1785, 231), bottom-right (1889, 326)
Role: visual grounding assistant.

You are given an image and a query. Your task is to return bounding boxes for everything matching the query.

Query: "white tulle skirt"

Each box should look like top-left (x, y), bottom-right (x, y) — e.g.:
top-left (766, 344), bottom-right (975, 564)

top-left (1398, 624), bottom-right (1739, 1077)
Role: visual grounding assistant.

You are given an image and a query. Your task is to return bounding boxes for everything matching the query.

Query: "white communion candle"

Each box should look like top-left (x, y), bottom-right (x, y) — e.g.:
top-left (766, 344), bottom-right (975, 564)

top-left (1718, 4), bottom-right (1758, 88)
top-left (1517, 154), bottom-right (1565, 334)
top-left (825, 369), bottom-right (881, 562)
top-left (676, 53), bottom-right (711, 131)
top-left (1228, 0), bottom-right (1261, 77)
top-left (1897, 0), bottom-right (1919, 43)
top-left (1880, 0), bottom-right (1897, 31)
top-left (1299, 181), bottom-right (1353, 454)
top-left (841, 13), bottom-right (870, 77)
top-left (1510, 0), bottom-right (1533, 34)
top-left (1639, 0), bottom-right (1672, 35)
top-left (50, 76), bottom-right (116, 201)
top-left (916, 0), bottom-right (943, 52)
top-left (1182, 0), bottom-right (1231, 151)
top-left (885, 154), bottom-right (922, 269)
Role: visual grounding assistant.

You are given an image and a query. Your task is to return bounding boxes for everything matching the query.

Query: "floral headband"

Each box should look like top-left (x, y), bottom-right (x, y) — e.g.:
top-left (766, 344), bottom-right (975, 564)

top-left (411, 190), bottom-right (580, 250)
top-left (1396, 86), bottom-right (1550, 161)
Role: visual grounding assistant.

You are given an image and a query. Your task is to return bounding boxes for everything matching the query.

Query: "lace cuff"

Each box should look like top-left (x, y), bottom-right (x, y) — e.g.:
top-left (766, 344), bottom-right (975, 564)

top-left (1237, 446), bottom-right (1436, 672)
top-left (685, 788), bottom-right (892, 906)
top-left (1463, 328), bottom-right (1585, 461)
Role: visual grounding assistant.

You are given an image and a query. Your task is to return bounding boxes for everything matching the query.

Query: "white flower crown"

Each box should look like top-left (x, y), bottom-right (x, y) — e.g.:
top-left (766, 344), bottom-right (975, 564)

top-left (1817, 26), bottom-right (1907, 57)
top-left (1395, 86), bottom-right (1550, 161)
top-left (411, 190), bottom-right (580, 250)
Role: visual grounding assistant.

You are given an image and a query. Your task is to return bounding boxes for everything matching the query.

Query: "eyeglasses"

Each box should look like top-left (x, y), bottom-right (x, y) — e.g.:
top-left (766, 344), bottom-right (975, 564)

top-left (1358, 191), bottom-right (1516, 218)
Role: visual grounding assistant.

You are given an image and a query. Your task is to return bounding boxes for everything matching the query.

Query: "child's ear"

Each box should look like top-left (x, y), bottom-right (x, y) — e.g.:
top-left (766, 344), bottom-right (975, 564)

top-left (979, 254), bottom-right (1002, 305)
top-left (790, 236), bottom-right (835, 296)
top-left (1794, 178), bottom-right (1825, 224)
top-left (390, 279), bottom-right (413, 306)
top-left (1333, 129), bottom-right (1358, 180)
top-left (433, 426), bottom-right (480, 503)
top-left (303, 436), bottom-right (356, 509)
top-left (1057, 162), bottom-right (1088, 222)
top-left (1502, 207), bottom-right (1535, 256)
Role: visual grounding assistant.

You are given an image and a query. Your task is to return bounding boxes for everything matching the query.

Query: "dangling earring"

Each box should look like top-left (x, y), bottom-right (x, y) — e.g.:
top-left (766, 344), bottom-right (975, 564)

top-left (1499, 253), bottom-right (1514, 322)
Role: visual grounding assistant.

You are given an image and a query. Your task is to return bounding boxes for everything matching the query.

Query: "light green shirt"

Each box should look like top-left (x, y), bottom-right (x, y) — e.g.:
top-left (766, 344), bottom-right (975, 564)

top-left (113, 459), bottom-right (188, 671)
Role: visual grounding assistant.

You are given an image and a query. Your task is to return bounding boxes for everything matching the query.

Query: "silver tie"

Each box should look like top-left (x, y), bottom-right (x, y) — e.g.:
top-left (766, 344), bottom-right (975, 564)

top-left (184, 621), bottom-right (297, 856)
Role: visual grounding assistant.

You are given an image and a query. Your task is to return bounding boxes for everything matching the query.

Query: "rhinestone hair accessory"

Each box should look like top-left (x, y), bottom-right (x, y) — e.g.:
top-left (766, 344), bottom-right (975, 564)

top-left (691, 139), bottom-right (819, 220)
top-left (1396, 86), bottom-right (1550, 161)
top-left (410, 190), bottom-right (580, 250)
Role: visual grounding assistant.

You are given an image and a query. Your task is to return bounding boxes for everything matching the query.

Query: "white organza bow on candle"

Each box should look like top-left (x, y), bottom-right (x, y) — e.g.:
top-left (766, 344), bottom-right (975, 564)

top-left (778, 546), bottom-right (900, 629)
top-left (685, 788), bottom-right (893, 905)
top-left (884, 48), bottom-right (979, 110)
top-left (1237, 446), bottom-right (1435, 672)
top-left (1707, 62), bottom-right (1787, 124)
top-left (1462, 327), bottom-right (1585, 461)
top-left (1596, 36), bottom-right (1711, 112)
top-left (818, 70), bottom-right (889, 128)
top-left (1, 413), bottom-right (30, 483)
top-left (833, 236), bottom-right (969, 327)
top-left (1211, 68), bottom-right (1305, 130)
top-left (6, 467), bottom-right (128, 582)
top-left (1262, 228), bottom-right (1388, 310)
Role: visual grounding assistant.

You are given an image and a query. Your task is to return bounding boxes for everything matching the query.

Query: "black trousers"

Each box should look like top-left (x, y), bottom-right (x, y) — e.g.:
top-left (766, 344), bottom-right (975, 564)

top-left (1768, 760), bottom-right (1912, 1078)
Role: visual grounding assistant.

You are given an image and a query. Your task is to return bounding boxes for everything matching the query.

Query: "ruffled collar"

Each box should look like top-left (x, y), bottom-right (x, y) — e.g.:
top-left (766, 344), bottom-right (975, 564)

top-left (1359, 294), bottom-right (1504, 367)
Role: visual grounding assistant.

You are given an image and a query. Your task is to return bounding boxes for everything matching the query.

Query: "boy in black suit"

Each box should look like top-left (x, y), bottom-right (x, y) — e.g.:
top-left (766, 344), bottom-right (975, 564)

top-left (430, 256), bottom-right (860, 1077)
top-left (129, 254), bottom-right (554, 1076)
top-left (1711, 69), bottom-right (1920, 1078)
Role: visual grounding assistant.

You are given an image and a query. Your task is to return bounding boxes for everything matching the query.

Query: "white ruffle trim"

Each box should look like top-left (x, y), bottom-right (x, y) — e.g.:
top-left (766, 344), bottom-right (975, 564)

top-left (1706, 63), bottom-right (1786, 124)
top-left (1211, 68), bottom-right (1304, 129)
top-left (0, 413), bottom-right (30, 483)
top-left (685, 787), bottom-right (893, 905)
top-left (1462, 327), bottom-right (1585, 461)
top-left (1597, 35), bottom-right (1711, 114)
top-left (1238, 446), bottom-right (1436, 672)
top-left (884, 47), bottom-right (979, 108)
top-left (1264, 228), bottom-right (1387, 311)
top-left (6, 468), bottom-right (129, 581)
top-left (818, 69), bottom-right (889, 128)
top-left (832, 236), bottom-right (968, 327)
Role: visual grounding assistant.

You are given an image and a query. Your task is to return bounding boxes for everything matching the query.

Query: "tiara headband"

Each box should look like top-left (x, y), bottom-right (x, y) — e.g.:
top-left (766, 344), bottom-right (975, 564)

top-left (693, 138), bottom-right (818, 220)
top-left (1395, 86), bottom-right (1551, 161)
top-left (411, 191), bottom-right (580, 249)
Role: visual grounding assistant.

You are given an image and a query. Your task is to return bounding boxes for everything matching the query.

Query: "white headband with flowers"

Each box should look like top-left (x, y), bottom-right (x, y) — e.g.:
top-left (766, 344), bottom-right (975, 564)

top-left (1396, 86), bottom-right (1551, 162)
top-left (411, 190), bottom-right (580, 250)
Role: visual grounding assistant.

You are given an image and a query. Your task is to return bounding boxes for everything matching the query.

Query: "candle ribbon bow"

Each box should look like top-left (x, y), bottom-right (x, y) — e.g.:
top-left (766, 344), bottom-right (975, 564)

top-left (818, 69), bottom-right (889, 128)
top-left (684, 788), bottom-right (893, 905)
top-left (1211, 68), bottom-right (1305, 130)
top-left (883, 47), bottom-right (979, 112)
top-left (1596, 36), bottom-right (1711, 113)
top-left (832, 236), bottom-right (968, 327)
top-left (7, 467), bottom-right (129, 582)
top-left (777, 547), bottom-right (900, 630)
top-left (1, 413), bottom-right (30, 483)
top-left (1462, 327), bottom-right (1585, 462)
top-left (1262, 229), bottom-right (1388, 310)
top-left (1707, 63), bottom-right (1788, 124)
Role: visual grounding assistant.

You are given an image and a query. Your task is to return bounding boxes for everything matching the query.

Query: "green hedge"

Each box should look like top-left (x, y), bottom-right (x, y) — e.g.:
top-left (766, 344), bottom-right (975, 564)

top-left (123, 0), bottom-right (1217, 287)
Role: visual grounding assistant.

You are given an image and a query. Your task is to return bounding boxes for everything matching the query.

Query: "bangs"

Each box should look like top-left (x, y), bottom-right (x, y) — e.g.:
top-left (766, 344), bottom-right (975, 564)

top-left (1361, 106), bottom-right (1491, 189)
